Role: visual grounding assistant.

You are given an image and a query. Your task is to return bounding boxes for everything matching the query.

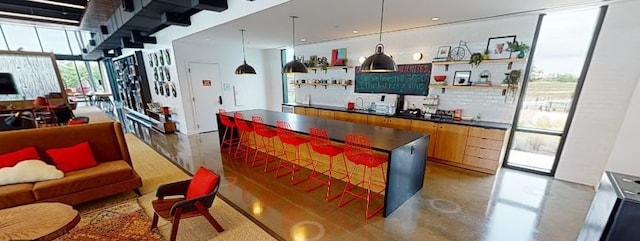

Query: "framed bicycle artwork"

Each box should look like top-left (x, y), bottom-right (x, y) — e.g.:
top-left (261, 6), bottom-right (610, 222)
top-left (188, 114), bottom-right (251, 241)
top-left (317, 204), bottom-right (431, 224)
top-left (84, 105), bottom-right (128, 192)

top-left (486, 35), bottom-right (516, 59)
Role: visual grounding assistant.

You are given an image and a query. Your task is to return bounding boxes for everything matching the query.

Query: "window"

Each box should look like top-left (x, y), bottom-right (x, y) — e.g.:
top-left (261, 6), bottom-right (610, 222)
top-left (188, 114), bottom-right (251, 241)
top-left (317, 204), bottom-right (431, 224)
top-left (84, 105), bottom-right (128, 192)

top-left (2, 24), bottom-right (41, 51)
top-left (282, 48), bottom-right (296, 103)
top-left (37, 28), bottom-right (71, 54)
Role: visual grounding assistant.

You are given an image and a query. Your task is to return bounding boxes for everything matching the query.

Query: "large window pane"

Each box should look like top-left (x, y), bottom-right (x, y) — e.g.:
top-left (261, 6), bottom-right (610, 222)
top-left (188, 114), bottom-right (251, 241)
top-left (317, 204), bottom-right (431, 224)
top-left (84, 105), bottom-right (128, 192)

top-left (2, 24), bottom-right (41, 52)
top-left (0, 27), bottom-right (8, 50)
top-left (509, 132), bottom-right (561, 172)
top-left (37, 28), bottom-right (71, 54)
top-left (67, 31), bottom-right (82, 55)
top-left (57, 60), bottom-right (81, 90)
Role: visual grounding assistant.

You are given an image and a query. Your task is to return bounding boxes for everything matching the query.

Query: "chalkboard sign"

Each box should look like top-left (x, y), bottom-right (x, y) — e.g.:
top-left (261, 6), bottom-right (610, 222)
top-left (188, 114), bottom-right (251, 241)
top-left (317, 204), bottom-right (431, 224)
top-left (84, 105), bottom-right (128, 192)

top-left (355, 64), bottom-right (431, 96)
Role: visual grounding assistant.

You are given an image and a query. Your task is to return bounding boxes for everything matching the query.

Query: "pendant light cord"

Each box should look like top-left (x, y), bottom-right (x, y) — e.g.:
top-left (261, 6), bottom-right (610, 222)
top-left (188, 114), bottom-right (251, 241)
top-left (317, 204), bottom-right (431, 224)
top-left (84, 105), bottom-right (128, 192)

top-left (291, 16), bottom-right (297, 59)
top-left (379, 0), bottom-right (384, 43)
top-left (241, 29), bottom-right (247, 62)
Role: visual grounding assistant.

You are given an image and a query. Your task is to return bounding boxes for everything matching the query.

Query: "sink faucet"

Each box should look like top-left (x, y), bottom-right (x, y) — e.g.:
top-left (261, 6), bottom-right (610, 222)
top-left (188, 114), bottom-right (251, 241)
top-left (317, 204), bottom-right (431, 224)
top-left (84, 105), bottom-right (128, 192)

top-left (356, 97), bottom-right (364, 110)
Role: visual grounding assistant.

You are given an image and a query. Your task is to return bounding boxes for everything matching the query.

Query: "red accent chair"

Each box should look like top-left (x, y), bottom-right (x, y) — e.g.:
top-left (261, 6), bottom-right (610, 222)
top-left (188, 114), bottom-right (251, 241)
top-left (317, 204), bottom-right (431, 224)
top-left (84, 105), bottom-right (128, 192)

top-left (251, 116), bottom-right (281, 172)
top-left (150, 167), bottom-right (224, 241)
top-left (274, 120), bottom-right (312, 185)
top-left (233, 112), bottom-right (255, 162)
top-left (218, 109), bottom-right (238, 155)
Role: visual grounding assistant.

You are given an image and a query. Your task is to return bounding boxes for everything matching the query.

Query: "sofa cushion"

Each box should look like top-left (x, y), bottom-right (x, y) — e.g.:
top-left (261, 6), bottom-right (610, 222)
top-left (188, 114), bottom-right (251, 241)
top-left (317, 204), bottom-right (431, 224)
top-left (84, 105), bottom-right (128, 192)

top-left (0, 160), bottom-right (63, 186)
top-left (0, 183), bottom-right (36, 209)
top-left (0, 147), bottom-right (41, 168)
top-left (46, 142), bottom-right (98, 172)
top-left (33, 160), bottom-right (133, 200)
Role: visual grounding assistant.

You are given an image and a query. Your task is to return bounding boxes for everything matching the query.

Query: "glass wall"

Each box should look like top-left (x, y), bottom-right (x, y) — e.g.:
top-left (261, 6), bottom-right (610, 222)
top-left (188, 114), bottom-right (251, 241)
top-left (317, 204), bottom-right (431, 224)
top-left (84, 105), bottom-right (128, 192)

top-left (505, 8), bottom-right (603, 174)
top-left (282, 48), bottom-right (296, 103)
top-left (0, 21), bottom-right (105, 101)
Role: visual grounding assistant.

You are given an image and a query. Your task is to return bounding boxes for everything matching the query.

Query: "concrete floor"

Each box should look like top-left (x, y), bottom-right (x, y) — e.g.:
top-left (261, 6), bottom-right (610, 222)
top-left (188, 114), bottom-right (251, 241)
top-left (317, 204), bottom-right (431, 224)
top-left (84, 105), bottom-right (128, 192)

top-left (126, 120), bottom-right (595, 241)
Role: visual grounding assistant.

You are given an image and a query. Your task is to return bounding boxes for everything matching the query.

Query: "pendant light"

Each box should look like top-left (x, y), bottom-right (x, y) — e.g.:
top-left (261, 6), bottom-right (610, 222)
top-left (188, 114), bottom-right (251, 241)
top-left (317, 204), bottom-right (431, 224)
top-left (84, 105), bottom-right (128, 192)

top-left (235, 29), bottom-right (257, 75)
top-left (361, 0), bottom-right (397, 73)
top-left (282, 16), bottom-right (308, 73)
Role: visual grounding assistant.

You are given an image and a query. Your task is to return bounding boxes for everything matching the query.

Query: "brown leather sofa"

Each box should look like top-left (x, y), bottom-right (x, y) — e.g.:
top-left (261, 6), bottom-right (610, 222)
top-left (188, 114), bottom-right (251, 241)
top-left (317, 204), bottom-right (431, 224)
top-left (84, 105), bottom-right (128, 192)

top-left (0, 122), bottom-right (142, 209)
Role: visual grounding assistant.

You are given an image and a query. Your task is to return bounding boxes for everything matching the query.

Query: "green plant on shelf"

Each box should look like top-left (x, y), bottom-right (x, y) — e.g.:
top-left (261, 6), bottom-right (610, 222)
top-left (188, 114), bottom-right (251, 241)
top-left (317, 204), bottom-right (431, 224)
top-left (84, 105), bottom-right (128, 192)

top-left (507, 41), bottom-right (530, 58)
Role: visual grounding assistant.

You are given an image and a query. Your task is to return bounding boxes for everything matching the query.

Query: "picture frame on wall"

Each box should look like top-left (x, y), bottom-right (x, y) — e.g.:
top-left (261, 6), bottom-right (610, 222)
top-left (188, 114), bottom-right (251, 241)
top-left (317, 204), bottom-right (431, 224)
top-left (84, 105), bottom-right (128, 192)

top-left (486, 35), bottom-right (516, 59)
top-left (436, 46), bottom-right (451, 59)
top-left (453, 71), bottom-right (472, 86)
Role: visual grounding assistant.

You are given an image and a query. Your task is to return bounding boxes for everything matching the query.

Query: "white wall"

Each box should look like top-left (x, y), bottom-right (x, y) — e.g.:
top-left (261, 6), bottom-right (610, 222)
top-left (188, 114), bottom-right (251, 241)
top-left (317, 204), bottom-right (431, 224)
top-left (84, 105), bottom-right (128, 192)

top-left (171, 41), bottom-right (269, 134)
top-left (555, 1), bottom-right (640, 186)
top-left (289, 14), bottom-right (537, 123)
top-left (606, 73), bottom-right (640, 175)
top-left (263, 48), bottom-right (284, 111)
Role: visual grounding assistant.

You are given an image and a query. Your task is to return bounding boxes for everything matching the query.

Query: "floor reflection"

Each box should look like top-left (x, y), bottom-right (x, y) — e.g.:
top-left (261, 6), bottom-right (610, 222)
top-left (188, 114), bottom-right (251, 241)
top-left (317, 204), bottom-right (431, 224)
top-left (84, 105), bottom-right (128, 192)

top-left (123, 118), bottom-right (594, 241)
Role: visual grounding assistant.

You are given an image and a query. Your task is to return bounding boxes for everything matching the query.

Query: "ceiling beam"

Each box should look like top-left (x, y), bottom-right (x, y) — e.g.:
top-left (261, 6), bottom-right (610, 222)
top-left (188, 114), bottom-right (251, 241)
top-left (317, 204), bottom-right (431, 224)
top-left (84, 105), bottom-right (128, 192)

top-left (130, 30), bottom-right (157, 44)
top-left (120, 37), bottom-right (144, 49)
top-left (191, 0), bottom-right (228, 12)
top-left (160, 12), bottom-right (191, 26)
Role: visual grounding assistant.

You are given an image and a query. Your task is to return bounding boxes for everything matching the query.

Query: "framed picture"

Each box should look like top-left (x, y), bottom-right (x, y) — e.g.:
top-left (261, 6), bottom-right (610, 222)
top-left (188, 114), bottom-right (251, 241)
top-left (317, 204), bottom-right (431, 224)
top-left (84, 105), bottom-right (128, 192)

top-left (436, 46), bottom-right (451, 59)
top-left (453, 71), bottom-right (472, 86)
top-left (486, 35), bottom-right (516, 59)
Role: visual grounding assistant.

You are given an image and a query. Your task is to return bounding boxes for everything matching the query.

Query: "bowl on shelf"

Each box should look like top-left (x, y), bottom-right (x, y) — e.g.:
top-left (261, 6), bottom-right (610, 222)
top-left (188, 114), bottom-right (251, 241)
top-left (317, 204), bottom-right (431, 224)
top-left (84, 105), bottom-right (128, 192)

top-left (433, 75), bottom-right (447, 82)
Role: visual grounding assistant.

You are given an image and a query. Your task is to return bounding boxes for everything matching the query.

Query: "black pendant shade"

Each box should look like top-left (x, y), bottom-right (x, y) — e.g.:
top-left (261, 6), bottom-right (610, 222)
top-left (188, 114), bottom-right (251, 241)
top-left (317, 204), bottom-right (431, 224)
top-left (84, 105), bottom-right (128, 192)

top-left (236, 29), bottom-right (256, 75)
top-left (282, 59), bottom-right (308, 73)
top-left (361, 43), bottom-right (397, 73)
top-left (361, 0), bottom-right (396, 73)
top-left (235, 60), bottom-right (257, 75)
top-left (282, 16), bottom-right (308, 74)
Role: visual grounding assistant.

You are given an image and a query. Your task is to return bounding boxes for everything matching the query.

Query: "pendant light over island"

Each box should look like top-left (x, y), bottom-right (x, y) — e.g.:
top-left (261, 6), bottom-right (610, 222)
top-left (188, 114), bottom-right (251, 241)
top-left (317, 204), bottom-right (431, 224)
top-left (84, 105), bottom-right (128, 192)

top-left (282, 16), bottom-right (308, 74)
top-left (235, 29), bottom-right (257, 75)
top-left (361, 0), bottom-right (397, 73)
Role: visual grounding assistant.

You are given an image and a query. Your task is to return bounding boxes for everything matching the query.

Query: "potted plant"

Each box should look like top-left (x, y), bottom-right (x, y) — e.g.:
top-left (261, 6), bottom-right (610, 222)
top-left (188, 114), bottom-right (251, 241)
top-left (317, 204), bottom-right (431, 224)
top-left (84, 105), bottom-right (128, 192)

top-left (507, 41), bottom-right (530, 58)
top-left (469, 53), bottom-right (483, 67)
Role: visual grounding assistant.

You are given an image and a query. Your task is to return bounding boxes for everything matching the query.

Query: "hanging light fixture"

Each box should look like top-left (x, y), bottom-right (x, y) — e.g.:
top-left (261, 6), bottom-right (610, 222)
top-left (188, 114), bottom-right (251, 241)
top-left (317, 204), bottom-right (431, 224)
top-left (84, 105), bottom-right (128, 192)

top-left (282, 16), bottom-right (308, 74)
top-left (235, 29), bottom-right (257, 75)
top-left (361, 0), bottom-right (397, 73)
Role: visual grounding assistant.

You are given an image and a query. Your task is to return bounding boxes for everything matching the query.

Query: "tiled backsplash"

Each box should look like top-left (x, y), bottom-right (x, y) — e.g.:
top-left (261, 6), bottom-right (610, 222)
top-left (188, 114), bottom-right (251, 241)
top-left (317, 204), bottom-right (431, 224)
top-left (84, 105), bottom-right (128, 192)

top-left (294, 84), bottom-right (518, 123)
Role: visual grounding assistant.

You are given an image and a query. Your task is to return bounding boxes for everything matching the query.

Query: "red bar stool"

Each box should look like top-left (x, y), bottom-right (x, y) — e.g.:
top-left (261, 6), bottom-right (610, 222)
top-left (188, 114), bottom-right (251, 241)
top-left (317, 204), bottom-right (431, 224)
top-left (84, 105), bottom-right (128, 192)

top-left (306, 127), bottom-right (349, 201)
top-left (233, 112), bottom-right (255, 163)
top-left (338, 134), bottom-right (388, 220)
top-left (251, 116), bottom-right (280, 172)
top-left (274, 120), bottom-right (312, 185)
top-left (218, 109), bottom-right (238, 155)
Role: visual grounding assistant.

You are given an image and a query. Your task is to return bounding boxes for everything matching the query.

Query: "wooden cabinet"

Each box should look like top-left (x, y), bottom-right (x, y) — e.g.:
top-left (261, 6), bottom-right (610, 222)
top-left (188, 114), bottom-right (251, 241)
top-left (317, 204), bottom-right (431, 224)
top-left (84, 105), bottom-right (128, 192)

top-left (350, 113), bottom-right (368, 124)
top-left (367, 116), bottom-right (412, 130)
top-left (462, 127), bottom-right (507, 174)
top-left (294, 106), bottom-right (306, 115)
top-left (410, 120), bottom-right (438, 157)
top-left (334, 111), bottom-right (350, 121)
top-left (433, 123), bottom-right (469, 163)
top-left (305, 108), bottom-right (319, 117)
top-left (318, 109), bottom-right (334, 119)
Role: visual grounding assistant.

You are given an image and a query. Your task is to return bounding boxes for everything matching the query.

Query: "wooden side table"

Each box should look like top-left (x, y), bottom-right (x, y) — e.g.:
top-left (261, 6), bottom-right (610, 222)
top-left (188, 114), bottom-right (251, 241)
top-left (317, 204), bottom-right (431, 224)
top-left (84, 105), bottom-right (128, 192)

top-left (0, 202), bottom-right (80, 241)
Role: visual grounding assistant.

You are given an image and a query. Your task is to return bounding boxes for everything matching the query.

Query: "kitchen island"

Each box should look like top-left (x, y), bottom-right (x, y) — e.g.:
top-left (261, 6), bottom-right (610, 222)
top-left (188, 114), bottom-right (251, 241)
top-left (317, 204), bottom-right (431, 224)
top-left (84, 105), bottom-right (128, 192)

top-left (216, 109), bottom-right (428, 217)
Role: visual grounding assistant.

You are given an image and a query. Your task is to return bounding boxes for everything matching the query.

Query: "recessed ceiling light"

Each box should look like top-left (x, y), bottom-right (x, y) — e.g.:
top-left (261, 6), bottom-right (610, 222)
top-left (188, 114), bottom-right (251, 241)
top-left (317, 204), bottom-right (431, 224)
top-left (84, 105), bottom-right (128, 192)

top-left (431, 17), bottom-right (440, 21)
top-left (300, 38), bottom-right (306, 42)
top-left (352, 30), bottom-right (359, 34)
top-left (27, 0), bottom-right (85, 9)
top-left (0, 11), bottom-right (79, 24)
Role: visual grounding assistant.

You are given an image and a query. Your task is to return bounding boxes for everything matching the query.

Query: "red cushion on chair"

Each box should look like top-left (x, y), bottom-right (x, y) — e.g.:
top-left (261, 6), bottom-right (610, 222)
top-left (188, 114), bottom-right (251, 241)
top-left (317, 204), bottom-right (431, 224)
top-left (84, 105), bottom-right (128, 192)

top-left (186, 167), bottom-right (220, 199)
top-left (46, 142), bottom-right (98, 172)
top-left (0, 147), bottom-right (41, 168)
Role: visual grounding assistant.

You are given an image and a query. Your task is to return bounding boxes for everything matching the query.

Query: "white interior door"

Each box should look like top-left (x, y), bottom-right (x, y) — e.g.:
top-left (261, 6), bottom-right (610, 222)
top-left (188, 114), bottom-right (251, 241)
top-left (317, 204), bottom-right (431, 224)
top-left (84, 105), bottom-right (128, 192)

top-left (188, 62), bottom-right (223, 133)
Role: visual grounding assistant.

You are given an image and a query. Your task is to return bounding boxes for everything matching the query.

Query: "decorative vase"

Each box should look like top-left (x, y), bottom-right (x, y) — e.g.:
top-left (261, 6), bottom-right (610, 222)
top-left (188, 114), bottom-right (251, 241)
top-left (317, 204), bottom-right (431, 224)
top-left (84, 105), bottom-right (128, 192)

top-left (482, 54), bottom-right (489, 60)
top-left (517, 51), bottom-right (526, 59)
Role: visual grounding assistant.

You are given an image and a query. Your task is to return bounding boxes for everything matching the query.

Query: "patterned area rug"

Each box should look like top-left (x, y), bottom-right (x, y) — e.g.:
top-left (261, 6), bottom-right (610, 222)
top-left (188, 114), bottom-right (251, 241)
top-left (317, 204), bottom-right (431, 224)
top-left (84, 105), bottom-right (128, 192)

top-left (56, 197), bottom-right (162, 241)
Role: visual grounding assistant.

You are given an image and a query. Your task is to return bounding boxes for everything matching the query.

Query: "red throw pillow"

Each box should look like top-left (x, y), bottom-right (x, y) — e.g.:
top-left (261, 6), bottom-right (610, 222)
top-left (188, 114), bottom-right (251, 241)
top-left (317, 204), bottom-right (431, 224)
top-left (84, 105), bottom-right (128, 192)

top-left (186, 167), bottom-right (219, 199)
top-left (46, 142), bottom-right (98, 172)
top-left (0, 147), bottom-right (41, 168)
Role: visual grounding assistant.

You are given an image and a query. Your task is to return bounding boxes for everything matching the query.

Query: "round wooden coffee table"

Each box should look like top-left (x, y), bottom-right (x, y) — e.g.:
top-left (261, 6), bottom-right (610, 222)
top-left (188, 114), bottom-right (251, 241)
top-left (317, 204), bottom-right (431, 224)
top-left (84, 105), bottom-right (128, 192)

top-left (0, 202), bottom-right (80, 241)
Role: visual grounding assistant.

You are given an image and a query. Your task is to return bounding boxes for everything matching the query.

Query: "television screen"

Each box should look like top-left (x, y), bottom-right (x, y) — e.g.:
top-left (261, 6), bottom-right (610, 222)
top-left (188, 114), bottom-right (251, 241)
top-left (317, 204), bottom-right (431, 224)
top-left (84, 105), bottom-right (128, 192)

top-left (0, 73), bottom-right (18, 94)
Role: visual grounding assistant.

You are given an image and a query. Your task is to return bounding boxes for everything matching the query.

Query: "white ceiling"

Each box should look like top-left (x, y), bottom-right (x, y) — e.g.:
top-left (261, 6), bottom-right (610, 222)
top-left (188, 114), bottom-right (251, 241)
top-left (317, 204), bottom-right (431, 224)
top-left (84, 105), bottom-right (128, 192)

top-left (176, 0), bottom-right (606, 49)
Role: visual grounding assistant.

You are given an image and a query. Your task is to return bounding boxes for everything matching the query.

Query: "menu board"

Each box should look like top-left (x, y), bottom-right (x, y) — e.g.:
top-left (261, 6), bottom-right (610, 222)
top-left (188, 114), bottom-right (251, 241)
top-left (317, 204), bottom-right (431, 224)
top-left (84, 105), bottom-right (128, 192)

top-left (355, 64), bottom-right (431, 96)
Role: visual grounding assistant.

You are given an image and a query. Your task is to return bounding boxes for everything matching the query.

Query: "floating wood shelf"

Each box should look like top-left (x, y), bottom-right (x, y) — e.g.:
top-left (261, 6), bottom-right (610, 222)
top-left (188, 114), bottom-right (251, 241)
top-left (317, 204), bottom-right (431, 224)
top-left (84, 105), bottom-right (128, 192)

top-left (292, 83), bottom-right (353, 89)
top-left (430, 85), bottom-right (518, 95)
top-left (307, 66), bottom-right (354, 73)
top-left (432, 58), bottom-right (526, 71)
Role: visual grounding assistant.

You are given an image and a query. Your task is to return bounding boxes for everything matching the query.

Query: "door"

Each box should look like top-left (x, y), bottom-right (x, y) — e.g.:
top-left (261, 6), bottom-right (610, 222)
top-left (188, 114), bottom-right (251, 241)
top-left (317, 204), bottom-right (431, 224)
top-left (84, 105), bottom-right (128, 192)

top-left (433, 123), bottom-right (469, 163)
top-left (188, 62), bottom-right (223, 133)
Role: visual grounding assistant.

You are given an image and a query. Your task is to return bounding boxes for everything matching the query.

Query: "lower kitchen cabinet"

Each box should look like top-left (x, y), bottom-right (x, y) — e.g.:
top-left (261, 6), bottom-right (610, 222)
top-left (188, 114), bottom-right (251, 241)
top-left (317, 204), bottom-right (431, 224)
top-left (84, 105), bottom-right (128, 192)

top-left (334, 111), bottom-right (350, 121)
top-left (433, 123), bottom-right (469, 163)
top-left (305, 108), bottom-right (319, 117)
top-left (294, 106), bottom-right (306, 115)
top-left (318, 109), bottom-right (334, 119)
top-left (350, 113), bottom-right (368, 124)
top-left (410, 121), bottom-right (438, 157)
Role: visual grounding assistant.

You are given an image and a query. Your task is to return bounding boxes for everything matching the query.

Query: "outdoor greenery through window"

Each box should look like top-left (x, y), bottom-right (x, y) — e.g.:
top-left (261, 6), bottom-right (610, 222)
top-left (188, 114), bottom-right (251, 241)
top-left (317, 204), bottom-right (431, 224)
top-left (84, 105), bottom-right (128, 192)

top-left (507, 8), bottom-right (600, 173)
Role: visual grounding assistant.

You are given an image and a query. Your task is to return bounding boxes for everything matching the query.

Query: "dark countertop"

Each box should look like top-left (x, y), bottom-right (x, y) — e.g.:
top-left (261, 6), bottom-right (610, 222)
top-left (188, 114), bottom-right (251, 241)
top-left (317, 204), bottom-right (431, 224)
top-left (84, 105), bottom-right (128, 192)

top-left (284, 103), bottom-right (511, 130)
top-left (223, 109), bottom-right (427, 153)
